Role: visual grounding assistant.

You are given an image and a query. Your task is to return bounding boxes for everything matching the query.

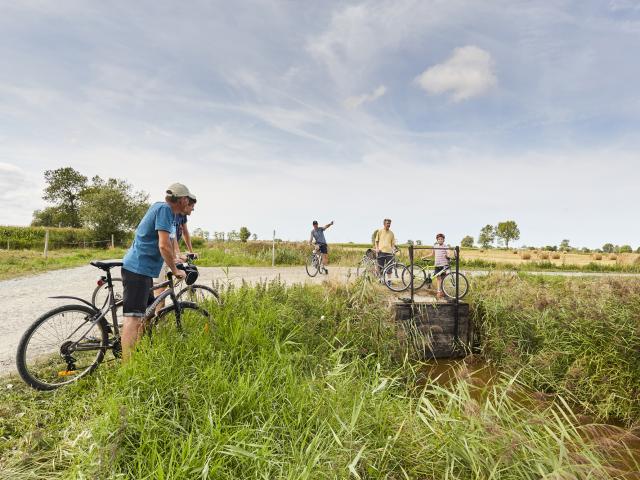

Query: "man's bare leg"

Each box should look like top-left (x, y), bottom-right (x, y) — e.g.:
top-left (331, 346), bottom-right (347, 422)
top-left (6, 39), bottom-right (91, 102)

top-left (122, 316), bottom-right (145, 361)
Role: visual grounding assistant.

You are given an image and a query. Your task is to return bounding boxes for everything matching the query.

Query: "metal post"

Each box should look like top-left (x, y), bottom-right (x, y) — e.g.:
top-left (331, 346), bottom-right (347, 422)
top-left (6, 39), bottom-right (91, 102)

top-left (111, 234), bottom-right (115, 249)
top-left (409, 244), bottom-right (414, 304)
top-left (43, 229), bottom-right (49, 258)
top-left (454, 245), bottom-right (460, 344)
top-left (272, 230), bottom-right (275, 267)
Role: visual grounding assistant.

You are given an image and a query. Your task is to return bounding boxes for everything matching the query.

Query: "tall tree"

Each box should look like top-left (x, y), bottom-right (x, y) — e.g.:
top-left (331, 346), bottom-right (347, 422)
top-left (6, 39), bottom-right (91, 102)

top-left (79, 176), bottom-right (149, 243)
top-left (37, 167), bottom-right (88, 227)
top-left (461, 235), bottom-right (474, 248)
top-left (478, 224), bottom-right (495, 248)
top-left (239, 227), bottom-right (251, 242)
top-left (495, 221), bottom-right (520, 249)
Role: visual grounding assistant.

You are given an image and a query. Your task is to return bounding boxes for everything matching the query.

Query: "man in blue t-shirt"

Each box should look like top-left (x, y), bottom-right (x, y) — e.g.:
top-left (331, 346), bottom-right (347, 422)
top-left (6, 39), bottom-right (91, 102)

top-left (121, 182), bottom-right (197, 360)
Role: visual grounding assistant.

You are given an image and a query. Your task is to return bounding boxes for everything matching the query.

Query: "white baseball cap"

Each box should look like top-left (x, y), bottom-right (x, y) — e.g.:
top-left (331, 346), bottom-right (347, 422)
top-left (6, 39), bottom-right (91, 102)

top-left (166, 183), bottom-right (196, 201)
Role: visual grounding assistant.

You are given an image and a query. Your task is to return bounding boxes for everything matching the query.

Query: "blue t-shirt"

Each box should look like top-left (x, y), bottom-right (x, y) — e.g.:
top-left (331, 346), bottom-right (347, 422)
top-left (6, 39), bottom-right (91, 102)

top-left (174, 214), bottom-right (187, 242)
top-left (123, 202), bottom-right (176, 278)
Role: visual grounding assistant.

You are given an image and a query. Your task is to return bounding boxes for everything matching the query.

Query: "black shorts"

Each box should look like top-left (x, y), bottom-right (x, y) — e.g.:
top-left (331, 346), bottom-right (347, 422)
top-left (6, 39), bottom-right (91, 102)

top-left (122, 268), bottom-right (155, 317)
top-left (318, 244), bottom-right (328, 254)
top-left (377, 253), bottom-right (393, 270)
top-left (434, 266), bottom-right (447, 275)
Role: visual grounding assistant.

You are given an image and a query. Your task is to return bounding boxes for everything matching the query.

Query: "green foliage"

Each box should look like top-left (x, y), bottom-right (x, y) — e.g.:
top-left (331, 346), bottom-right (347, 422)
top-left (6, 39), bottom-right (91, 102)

top-left (0, 282), bottom-right (614, 478)
top-left (602, 243), bottom-right (615, 253)
top-left (460, 235), bottom-right (474, 248)
top-left (371, 229), bottom-right (378, 245)
top-left (239, 226), bottom-right (251, 242)
top-left (0, 226), bottom-right (96, 250)
top-left (470, 274), bottom-right (640, 424)
top-left (478, 224), bottom-right (495, 248)
top-left (495, 220), bottom-right (520, 249)
top-left (619, 245), bottom-right (632, 253)
top-left (37, 167), bottom-right (88, 227)
top-left (79, 176), bottom-right (149, 243)
top-left (559, 239), bottom-right (570, 251)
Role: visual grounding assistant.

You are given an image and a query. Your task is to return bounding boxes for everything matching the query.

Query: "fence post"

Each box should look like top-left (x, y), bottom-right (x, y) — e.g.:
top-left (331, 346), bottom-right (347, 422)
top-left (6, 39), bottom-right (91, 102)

top-left (111, 234), bottom-right (115, 249)
top-left (454, 246), bottom-right (460, 344)
top-left (43, 229), bottom-right (49, 258)
top-left (272, 230), bottom-right (275, 267)
top-left (409, 244), bottom-right (414, 304)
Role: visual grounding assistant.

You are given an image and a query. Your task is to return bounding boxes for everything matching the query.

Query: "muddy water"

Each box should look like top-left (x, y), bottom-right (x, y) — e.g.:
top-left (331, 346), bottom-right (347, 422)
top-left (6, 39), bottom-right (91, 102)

top-left (420, 357), bottom-right (640, 477)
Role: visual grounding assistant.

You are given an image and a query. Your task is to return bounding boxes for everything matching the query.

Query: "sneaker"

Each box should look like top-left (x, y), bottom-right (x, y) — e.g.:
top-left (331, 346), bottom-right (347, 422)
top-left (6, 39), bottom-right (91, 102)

top-left (386, 280), bottom-right (392, 287)
top-left (323, 267), bottom-right (329, 274)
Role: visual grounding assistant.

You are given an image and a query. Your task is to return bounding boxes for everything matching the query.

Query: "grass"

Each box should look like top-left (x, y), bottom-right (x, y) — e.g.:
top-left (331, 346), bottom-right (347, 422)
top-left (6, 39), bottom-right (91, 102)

top-left (0, 248), bottom-right (128, 281)
top-left (469, 273), bottom-right (640, 425)
top-left (1, 281), bottom-right (627, 478)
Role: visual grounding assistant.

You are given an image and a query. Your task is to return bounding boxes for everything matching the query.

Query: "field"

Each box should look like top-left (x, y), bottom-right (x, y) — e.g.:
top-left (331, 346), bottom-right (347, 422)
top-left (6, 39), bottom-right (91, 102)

top-left (1, 277), bottom-right (639, 478)
top-left (1, 241), bottom-right (639, 281)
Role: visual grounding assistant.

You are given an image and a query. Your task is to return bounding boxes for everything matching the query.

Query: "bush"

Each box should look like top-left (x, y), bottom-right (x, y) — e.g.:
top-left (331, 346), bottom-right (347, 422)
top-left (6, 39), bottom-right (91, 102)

top-left (0, 226), bottom-right (98, 250)
top-left (190, 236), bottom-right (206, 248)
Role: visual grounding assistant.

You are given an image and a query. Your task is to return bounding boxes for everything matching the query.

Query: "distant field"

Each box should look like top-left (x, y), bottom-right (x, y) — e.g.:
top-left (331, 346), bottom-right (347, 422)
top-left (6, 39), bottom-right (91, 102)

top-left (1, 242), bottom-right (639, 280)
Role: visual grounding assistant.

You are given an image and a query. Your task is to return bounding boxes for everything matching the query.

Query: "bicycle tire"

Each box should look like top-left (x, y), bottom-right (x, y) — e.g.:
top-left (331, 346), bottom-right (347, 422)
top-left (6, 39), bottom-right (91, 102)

top-left (382, 262), bottom-right (411, 292)
top-left (401, 264), bottom-right (428, 290)
top-left (305, 254), bottom-right (319, 277)
top-left (356, 257), bottom-right (377, 279)
top-left (442, 272), bottom-right (470, 299)
top-left (91, 277), bottom-right (123, 311)
top-left (177, 284), bottom-right (221, 305)
top-left (150, 302), bottom-right (211, 335)
top-left (16, 304), bottom-right (108, 391)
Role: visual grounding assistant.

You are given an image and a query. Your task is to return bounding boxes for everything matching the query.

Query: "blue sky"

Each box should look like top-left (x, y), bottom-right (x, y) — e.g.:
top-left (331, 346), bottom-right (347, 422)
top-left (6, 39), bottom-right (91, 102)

top-left (1, 0), bottom-right (639, 248)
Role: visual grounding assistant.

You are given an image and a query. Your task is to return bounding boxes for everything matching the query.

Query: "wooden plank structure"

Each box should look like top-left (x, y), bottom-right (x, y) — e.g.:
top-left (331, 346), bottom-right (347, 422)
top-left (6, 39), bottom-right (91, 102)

top-left (393, 245), bottom-right (474, 359)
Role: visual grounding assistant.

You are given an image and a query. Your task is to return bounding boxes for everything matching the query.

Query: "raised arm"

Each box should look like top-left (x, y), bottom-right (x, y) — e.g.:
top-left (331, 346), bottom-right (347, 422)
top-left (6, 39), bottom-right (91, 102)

top-left (324, 220), bottom-right (334, 230)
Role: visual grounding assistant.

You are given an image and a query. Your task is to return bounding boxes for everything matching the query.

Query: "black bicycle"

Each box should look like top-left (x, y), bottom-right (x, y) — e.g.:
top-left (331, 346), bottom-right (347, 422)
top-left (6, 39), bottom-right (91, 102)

top-left (401, 257), bottom-right (470, 299)
top-left (91, 253), bottom-right (220, 310)
top-left (16, 260), bottom-right (210, 391)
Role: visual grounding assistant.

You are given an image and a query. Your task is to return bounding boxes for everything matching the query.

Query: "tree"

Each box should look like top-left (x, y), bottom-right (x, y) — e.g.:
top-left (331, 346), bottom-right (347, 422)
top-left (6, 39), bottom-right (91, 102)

top-left (34, 167), bottom-right (88, 227)
top-left (559, 239), bottom-right (571, 252)
top-left (495, 221), bottom-right (520, 249)
top-left (79, 176), bottom-right (149, 243)
top-left (251, 233), bottom-right (258, 241)
top-left (227, 230), bottom-right (239, 242)
top-left (415, 240), bottom-right (422, 246)
top-left (478, 225), bottom-right (495, 248)
top-left (602, 243), bottom-right (614, 253)
top-left (619, 245), bottom-right (632, 253)
top-left (239, 227), bottom-right (251, 242)
top-left (213, 232), bottom-right (225, 242)
top-left (461, 235), bottom-right (474, 248)
top-left (406, 239), bottom-right (414, 246)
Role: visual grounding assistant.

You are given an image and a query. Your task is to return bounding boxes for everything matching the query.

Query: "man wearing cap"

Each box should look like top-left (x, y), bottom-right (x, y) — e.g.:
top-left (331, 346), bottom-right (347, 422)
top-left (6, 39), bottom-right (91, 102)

top-left (120, 183), bottom-right (196, 360)
top-left (309, 220), bottom-right (333, 274)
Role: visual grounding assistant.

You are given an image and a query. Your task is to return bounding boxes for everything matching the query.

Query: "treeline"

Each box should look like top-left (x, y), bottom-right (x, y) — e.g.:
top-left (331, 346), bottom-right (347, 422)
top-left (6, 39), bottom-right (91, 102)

top-left (0, 226), bottom-right (114, 250)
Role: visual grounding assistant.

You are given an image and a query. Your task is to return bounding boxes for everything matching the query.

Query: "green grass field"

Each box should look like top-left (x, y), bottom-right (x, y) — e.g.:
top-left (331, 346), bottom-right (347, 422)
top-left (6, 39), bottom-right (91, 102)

top-left (2, 279), bottom-right (638, 478)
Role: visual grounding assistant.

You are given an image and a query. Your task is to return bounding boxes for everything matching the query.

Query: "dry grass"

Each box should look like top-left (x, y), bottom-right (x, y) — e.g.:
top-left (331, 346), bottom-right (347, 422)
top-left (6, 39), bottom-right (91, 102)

top-left (461, 248), bottom-right (639, 268)
top-left (594, 254), bottom-right (603, 261)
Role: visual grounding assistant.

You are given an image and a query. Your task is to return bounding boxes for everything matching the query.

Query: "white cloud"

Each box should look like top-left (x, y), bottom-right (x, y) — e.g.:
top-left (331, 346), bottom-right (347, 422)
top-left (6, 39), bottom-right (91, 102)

top-left (415, 45), bottom-right (497, 101)
top-left (344, 85), bottom-right (387, 109)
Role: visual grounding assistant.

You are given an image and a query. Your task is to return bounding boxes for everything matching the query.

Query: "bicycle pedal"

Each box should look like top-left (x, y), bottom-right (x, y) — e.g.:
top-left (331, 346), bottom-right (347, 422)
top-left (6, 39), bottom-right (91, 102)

top-left (57, 370), bottom-right (77, 377)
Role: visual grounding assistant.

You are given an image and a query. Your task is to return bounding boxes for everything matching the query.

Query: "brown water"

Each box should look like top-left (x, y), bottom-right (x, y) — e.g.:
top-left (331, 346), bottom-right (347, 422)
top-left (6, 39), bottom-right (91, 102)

top-left (420, 357), bottom-right (640, 477)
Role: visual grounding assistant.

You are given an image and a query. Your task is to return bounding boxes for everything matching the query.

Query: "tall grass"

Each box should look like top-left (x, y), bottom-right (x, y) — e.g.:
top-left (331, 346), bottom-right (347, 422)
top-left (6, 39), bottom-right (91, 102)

top-left (1, 281), bottom-right (622, 478)
top-left (470, 274), bottom-right (640, 425)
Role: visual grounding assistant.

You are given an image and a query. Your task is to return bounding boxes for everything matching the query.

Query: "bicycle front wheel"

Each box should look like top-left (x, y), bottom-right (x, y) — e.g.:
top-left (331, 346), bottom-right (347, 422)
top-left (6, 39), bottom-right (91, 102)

top-left (177, 284), bottom-right (221, 306)
top-left (151, 302), bottom-right (211, 334)
top-left (382, 262), bottom-right (411, 292)
top-left (442, 272), bottom-right (470, 299)
top-left (16, 305), bottom-right (108, 391)
top-left (401, 265), bottom-right (427, 290)
top-left (305, 254), bottom-right (319, 277)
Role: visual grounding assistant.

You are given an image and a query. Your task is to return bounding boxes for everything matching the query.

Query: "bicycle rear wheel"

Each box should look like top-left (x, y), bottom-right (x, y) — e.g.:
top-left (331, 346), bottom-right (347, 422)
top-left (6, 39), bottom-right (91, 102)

top-left (92, 277), bottom-right (123, 311)
top-left (442, 272), bottom-right (470, 299)
top-left (16, 305), bottom-right (108, 391)
top-left (382, 262), bottom-right (411, 292)
top-left (177, 284), bottom-right (221, 305)
top-left (305, 254), bottom-right (319, 277)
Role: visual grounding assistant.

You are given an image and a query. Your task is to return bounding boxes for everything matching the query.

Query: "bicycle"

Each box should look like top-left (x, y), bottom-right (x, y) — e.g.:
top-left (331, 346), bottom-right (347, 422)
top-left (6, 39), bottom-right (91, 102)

top-left (356, 248), bottom-right (414, 292)
top-left (91, 253), bottom-right (220, 310)
top-left (401, 257), bottom-right (469, 299)
top-left (16, 260), bottom-right (210, 391)
top-left (305, 246), bottom-right (327, 277)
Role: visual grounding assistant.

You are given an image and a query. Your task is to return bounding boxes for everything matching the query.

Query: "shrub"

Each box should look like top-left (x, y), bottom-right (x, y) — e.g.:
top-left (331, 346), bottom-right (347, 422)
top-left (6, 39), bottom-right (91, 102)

top-left (0, 226), bottom-right (98, 249)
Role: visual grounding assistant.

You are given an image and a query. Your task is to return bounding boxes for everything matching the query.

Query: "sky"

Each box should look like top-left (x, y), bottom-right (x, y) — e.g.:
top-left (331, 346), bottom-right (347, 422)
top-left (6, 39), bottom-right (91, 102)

top-left (1, 0), bottom-right (639, 248)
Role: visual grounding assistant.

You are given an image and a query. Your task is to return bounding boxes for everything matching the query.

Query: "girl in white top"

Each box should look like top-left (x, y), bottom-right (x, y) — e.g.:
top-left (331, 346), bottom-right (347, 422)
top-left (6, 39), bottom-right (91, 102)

top-left (429, 233), bottom-right (451, 299)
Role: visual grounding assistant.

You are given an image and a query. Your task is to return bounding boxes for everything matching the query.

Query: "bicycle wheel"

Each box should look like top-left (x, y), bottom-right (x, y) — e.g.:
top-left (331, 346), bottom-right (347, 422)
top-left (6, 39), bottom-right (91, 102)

top-left (151, 302), bottom-right (211, 335)
top-left (382, 262), bottom-right (411, 292)
top-left (92, 277), bottom-right (123, 311)
top-left (305, 254), bottom-right (319, 277)
top-left (16, 305), bottom-right (108, 391)
top-left (442, 272), bottom-right (470, 299)
top-left (401, 265), bottom-right (427, 290)
top-left (356, 256), bottom-right (377, 278)
top-left (177, 284), bottom-right (221, 305)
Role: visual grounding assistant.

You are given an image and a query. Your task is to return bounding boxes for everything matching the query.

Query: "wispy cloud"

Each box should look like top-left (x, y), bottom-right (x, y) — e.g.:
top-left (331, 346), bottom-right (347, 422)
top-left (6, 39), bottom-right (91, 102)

top-left (344, 85), bottom-right (387, 109)
top-left (414, 46), bottom-right (497, 101)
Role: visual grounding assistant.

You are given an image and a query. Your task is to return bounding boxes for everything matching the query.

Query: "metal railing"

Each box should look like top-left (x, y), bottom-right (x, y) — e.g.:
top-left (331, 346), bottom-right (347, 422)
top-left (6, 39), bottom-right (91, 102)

top-left (407, 244), bottom-right (461, 343)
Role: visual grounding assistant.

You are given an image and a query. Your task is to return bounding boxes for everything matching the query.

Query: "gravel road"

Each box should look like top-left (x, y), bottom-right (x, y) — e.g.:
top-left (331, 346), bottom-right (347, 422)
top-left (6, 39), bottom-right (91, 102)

top-left (2, 264), bottom-right (638, 373)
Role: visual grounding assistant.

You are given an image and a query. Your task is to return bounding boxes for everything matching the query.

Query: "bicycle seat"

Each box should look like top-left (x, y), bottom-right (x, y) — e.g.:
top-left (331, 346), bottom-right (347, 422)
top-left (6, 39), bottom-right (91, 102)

top-left (90, 260), bottom-right (124, 271)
